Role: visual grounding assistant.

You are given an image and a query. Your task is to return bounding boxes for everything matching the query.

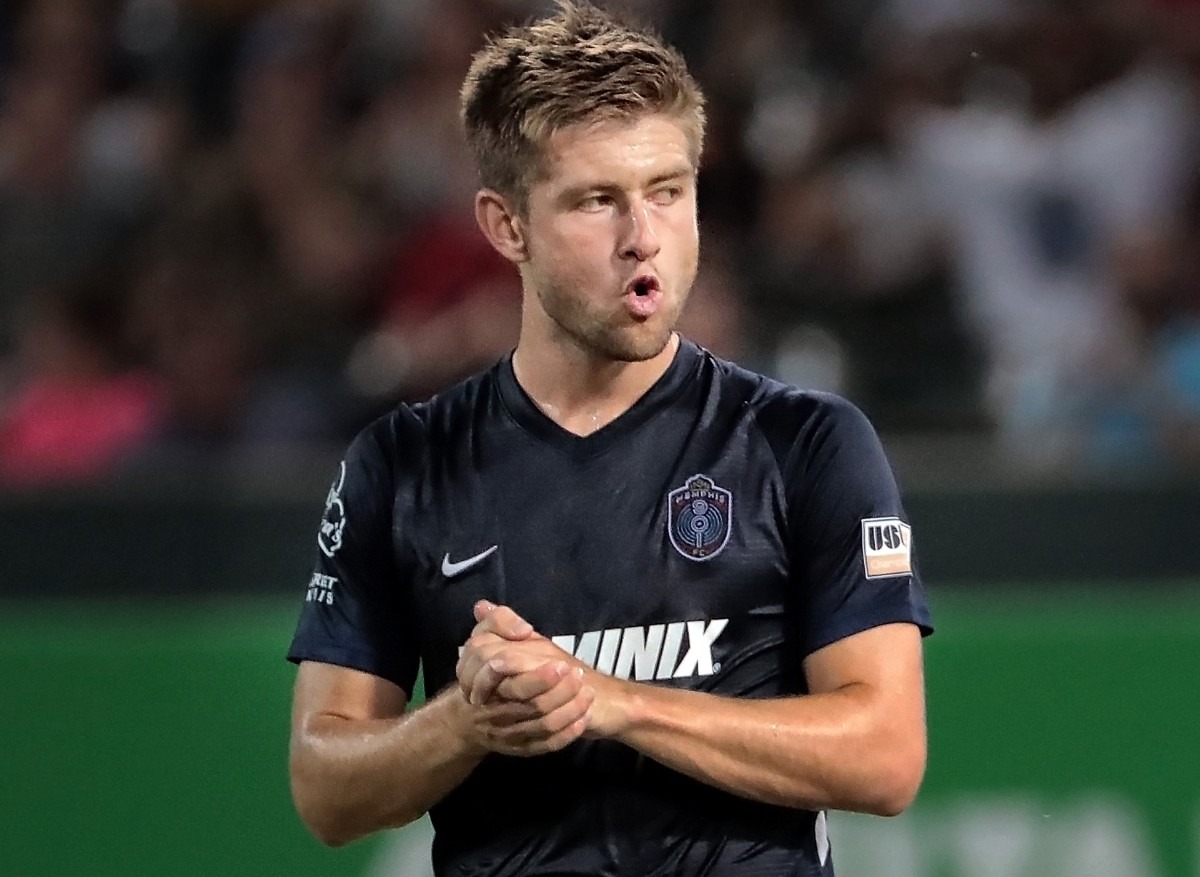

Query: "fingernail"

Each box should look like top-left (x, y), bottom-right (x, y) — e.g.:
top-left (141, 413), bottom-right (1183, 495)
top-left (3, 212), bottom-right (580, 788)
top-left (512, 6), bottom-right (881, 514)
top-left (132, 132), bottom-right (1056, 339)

top-left (575, 667), bottom-right (585, 679)
top-left (514, 621), bottom-right (533, 636)
top-left (554, 661), bottom-right (569, 677)
top-left (488, 658), bottom-right (505, 673)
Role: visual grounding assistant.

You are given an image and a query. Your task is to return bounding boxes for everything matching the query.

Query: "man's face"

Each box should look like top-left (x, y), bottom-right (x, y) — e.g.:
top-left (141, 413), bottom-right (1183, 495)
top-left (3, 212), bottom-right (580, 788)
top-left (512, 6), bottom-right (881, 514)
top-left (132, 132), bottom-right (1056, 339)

top-left (518, 114), bottom-right (700, 363)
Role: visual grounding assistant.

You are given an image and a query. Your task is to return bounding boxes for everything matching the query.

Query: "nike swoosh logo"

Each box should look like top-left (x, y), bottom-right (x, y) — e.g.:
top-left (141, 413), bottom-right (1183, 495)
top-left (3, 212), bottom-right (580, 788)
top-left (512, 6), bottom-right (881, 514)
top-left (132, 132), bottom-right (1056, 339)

top-left (441, 545), bottom-right (498, 578)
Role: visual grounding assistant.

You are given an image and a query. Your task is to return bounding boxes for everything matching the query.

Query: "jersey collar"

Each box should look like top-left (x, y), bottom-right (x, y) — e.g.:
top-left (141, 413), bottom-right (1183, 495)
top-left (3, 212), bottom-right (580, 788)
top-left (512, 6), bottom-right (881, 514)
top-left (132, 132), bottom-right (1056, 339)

top-left (497, 337), bottom-right (703, 458)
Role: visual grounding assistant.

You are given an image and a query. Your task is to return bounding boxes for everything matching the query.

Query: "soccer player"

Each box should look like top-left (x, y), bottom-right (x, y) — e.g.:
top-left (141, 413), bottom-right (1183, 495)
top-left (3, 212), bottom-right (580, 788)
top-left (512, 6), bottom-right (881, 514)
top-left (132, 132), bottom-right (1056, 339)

top-left (286, 3), bottom-right (933, 874)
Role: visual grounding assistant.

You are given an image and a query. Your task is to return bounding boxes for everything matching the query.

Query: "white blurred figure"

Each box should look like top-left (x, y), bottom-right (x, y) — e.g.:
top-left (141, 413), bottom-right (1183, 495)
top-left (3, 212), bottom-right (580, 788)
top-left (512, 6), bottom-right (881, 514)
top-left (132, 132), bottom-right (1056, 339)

top-left (897, 7), bottom-right (1200, 473)
top-left (363, 816), bottom-right (435, 877)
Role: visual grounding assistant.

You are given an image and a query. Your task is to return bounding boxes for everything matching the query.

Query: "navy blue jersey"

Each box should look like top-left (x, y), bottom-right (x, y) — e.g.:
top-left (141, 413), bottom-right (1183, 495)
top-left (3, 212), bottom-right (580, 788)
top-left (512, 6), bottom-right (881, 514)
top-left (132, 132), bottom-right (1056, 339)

top-left (288, 339), bottom-right (933, 876)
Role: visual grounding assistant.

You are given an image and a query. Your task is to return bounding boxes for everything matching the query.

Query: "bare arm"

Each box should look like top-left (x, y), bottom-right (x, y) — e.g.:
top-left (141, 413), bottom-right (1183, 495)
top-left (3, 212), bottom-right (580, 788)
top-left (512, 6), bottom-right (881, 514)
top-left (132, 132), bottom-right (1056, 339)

top-left (461, 607), bottom-right (927, 817)
top-left (289, 658), bottom-right (594, 847)
top-left (289, 663), bottom-right (483, 846)
top-left (606, 622), bottom-right (927, 815)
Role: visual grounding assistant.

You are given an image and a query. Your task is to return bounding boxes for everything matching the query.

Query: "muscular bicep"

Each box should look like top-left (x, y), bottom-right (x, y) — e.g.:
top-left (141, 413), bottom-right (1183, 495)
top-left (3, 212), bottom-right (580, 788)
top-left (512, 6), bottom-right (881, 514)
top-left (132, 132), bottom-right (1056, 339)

top-left (292, 661), bottom-right (410, 732)
top-left (288, 662), bottom-right (448, 843)
top-left (797, 622), bottom-right (928, 814)
top-left (803, 622), bottom-right (926, 741)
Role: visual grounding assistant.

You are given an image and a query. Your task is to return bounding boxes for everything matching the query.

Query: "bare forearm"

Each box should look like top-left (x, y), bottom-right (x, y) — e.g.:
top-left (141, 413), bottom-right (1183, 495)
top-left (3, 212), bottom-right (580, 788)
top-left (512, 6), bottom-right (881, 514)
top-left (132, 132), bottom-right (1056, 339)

top-left (290, 687), bottom-right (484, 845)
top-left (614, 682), bottom-right (923, 816)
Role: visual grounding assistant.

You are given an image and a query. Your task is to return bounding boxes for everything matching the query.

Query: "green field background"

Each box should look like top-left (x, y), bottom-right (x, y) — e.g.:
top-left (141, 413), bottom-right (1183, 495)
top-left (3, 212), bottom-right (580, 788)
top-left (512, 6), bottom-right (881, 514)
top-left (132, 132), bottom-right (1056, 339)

top-left (5, 587), bottom-right (1199, 876)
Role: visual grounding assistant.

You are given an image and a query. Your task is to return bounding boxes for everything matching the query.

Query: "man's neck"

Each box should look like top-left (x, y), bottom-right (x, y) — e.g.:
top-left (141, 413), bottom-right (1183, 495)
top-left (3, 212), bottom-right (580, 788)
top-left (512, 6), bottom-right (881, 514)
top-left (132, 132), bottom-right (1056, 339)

top-left (512, 334), bottom-right (679, 437)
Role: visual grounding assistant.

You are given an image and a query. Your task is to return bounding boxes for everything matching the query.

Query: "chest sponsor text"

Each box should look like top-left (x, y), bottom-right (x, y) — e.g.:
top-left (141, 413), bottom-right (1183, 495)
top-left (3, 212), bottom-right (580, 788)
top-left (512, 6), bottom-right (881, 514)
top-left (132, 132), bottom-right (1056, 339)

top-left (552, 618), bottom-right (728, 681)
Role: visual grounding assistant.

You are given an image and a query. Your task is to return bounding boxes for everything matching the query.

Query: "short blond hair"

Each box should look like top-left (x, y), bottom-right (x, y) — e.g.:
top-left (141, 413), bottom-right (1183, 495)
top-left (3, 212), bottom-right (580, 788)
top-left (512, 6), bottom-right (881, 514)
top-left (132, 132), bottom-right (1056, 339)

top-left (460, 1), bottom-right (706, 214)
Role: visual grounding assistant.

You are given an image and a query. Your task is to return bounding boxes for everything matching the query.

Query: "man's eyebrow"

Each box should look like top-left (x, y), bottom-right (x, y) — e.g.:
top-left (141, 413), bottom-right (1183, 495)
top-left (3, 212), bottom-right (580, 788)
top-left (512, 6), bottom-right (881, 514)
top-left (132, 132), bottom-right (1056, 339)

top-left (644, 166), bottom-right (694, 187)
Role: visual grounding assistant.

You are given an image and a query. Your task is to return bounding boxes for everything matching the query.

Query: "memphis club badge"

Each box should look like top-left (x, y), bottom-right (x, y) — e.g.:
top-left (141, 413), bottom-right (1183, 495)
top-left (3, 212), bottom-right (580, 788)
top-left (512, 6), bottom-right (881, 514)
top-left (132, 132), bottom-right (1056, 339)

top-left (668, 474), bottom-right (732, 561)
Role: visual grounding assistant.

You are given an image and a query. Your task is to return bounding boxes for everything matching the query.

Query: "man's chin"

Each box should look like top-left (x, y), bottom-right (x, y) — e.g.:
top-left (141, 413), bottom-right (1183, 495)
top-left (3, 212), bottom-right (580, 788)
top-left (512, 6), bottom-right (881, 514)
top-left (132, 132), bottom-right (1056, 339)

top-left (603, 326), bottom-right (674, 363)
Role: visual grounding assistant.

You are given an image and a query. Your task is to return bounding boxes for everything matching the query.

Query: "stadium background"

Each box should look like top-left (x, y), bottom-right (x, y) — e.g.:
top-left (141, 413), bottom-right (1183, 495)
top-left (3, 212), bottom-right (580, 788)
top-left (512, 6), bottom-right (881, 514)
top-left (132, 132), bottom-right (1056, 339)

top-left (3, 0), bottom-right (1200, 875)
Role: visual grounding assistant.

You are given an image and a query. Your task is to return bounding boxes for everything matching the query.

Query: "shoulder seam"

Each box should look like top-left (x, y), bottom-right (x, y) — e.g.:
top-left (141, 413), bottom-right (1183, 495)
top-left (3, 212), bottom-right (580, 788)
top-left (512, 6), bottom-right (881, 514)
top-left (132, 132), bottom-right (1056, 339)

top-left (746, 386), bottom-right (799, 546)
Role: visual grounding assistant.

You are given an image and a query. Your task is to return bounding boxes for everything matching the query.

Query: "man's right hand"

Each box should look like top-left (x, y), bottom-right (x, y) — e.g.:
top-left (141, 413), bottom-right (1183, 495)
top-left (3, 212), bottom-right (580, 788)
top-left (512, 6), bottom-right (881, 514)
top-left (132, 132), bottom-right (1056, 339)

top-left (457, 601), bottom-right (595, 756)
top-left (463, 658), bottom-right (594, 756)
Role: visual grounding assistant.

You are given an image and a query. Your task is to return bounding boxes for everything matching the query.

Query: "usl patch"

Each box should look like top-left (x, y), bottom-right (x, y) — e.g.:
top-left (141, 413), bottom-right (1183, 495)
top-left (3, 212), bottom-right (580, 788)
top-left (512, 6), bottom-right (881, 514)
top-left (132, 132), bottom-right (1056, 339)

top-left (318, 461), bottom-right (347, 558)
top-left (861, 516), bottom-right (913, 578)
top-left (668, 474), bottom-right (732, 561)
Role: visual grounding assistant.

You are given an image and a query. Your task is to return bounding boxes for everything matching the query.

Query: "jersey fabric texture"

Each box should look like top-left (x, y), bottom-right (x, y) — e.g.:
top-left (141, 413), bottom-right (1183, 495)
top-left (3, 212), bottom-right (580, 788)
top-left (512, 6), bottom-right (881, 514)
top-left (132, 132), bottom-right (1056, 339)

top-left (288, 338), bottom-right (934, 877)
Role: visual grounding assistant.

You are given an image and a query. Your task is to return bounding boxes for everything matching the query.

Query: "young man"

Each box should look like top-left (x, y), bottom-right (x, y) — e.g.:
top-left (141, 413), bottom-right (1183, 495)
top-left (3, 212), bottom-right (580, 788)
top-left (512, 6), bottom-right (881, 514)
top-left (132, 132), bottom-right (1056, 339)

top-left (287, 3), bottom-right (933, 874)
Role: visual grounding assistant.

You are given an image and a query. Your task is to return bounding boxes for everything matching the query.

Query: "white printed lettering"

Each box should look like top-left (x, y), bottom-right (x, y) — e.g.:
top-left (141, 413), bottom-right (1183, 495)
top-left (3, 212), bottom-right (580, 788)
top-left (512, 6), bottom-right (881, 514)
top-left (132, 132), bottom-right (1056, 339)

top-left (596, 628), bottom-right (622, 675)
top-left (458, 618), bottom-right (729, 683)
top-left (305, 573), bottom-right (338, 605)
top-left (613, 624), bottom-right (666, 681)
top-left (673, 618), bottom-right (728, 678)
top-left (656, 622), bottom-right (686, 680)
top-left (574, 630), bottom-right (602, 668)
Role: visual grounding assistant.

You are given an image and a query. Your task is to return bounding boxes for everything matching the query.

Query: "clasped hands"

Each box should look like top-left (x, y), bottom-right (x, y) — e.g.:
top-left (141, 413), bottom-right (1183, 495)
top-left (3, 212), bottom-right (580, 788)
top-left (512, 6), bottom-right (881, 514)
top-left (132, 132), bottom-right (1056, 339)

top-left (454, 600), bottom-right (626, 757)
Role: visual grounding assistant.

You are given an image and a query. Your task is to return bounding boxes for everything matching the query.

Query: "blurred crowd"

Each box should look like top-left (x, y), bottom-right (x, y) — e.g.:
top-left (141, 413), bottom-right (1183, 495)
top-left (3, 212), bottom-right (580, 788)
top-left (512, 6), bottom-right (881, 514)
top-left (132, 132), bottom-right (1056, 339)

top-left (4, 0), bottom-right (1200, 489)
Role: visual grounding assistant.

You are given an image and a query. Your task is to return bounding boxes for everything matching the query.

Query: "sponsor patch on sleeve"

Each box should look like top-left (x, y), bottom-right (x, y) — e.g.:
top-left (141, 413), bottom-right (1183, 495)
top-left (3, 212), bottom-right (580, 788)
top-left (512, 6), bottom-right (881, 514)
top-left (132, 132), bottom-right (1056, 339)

top-left (861, 517), bottom-right (913, 579)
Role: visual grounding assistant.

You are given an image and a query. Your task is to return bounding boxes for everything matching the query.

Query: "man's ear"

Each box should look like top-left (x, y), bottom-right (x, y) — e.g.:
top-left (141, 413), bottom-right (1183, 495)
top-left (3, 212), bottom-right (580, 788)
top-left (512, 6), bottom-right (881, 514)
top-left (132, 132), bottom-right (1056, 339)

top-left (474, 189), bottom-right (528, 264)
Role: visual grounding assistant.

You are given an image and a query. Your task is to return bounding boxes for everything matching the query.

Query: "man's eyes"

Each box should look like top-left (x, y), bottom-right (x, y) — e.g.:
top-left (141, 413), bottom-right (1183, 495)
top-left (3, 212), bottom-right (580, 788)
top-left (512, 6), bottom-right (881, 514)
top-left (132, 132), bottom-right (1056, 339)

top-left (575, 186), bottom-right (684, 211)
top-left (578, 194), bottom-right (615, 210)
top-left (651, 186), bottom-right (684, 205)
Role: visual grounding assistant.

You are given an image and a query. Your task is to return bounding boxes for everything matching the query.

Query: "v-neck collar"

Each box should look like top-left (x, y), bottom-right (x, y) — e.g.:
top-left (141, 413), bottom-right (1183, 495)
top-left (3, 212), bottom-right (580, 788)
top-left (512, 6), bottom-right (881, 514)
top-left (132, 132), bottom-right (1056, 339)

top-left (497, 338), bottom-right (702, 459)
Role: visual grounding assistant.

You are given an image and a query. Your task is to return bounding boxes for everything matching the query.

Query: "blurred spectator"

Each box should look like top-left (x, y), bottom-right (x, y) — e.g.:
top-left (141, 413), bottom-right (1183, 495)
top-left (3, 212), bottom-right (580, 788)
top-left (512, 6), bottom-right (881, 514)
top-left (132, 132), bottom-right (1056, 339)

top-left (1029, 195), bottom-right (1200, 476)
top-left (344, 212), bottom-right (522, 405)
top-left (120, 195), bottom-right (354, 463)
top-left (0, 0), bottom-right (116, 354)
top-left (897, 3), bottom-right (1200, 468)
top-left (0, 273), bottom-right (164, 488)
top-left (342, 0), bottom-right (524, 405)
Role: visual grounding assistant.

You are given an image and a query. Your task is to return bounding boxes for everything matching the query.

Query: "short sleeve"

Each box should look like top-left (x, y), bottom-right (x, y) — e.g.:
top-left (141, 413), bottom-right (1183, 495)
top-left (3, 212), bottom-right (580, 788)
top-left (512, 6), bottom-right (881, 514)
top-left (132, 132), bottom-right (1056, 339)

top-left (286, 415), bottom-right (420, 695)
top-left (785, 394), bottom-right (934, 656)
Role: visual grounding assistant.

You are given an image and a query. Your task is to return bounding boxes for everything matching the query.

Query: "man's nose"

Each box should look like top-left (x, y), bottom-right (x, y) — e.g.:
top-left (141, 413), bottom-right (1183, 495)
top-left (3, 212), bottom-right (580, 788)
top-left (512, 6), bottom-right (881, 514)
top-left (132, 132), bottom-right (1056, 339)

top-left (620, 202), bottom-right (661, 263)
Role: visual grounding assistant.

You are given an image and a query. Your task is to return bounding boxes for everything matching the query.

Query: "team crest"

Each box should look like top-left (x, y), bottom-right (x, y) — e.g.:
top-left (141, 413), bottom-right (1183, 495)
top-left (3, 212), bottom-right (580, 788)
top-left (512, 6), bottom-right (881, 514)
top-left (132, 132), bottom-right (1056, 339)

top-left (318, 462), bottom-right (347, 558)
top-left (667, 474), bottom-right (733, 561)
